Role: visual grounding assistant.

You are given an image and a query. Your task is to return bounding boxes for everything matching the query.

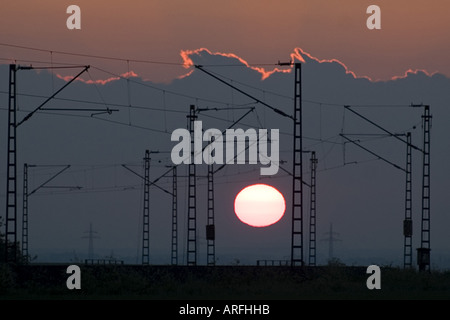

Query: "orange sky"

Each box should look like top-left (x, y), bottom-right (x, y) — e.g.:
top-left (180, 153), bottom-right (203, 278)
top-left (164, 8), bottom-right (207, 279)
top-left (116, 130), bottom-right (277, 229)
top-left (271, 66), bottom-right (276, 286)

top-left (1, 0), bottom-right (449, 82)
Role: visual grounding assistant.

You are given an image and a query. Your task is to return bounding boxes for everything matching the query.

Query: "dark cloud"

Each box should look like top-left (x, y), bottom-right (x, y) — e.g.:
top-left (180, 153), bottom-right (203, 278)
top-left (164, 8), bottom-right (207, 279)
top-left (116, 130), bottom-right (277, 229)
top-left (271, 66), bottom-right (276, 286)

top-left (1, 49), bottom-right (449, 267)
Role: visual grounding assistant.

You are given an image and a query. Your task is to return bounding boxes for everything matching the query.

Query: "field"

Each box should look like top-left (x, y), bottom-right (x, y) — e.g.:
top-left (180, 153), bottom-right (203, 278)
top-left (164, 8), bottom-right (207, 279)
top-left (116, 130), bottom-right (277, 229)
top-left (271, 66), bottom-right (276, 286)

top-left (1, 263), bottom-right (450, 300)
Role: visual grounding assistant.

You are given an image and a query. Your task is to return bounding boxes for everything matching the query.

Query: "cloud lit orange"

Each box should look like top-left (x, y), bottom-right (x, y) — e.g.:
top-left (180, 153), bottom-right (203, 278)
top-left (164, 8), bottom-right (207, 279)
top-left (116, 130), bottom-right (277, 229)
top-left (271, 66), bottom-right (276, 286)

top-left (52, 48), bottom-right (440, 86)
top-left (56, 70), bottom-right (138, 85)
top-left (180, 48), bottom-right (291, 80)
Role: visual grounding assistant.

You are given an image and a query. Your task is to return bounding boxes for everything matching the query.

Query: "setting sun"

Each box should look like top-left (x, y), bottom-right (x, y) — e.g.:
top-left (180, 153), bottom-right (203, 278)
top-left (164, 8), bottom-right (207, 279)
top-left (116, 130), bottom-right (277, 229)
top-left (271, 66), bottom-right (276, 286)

top-left (234, 184), bottom-right (286, 228)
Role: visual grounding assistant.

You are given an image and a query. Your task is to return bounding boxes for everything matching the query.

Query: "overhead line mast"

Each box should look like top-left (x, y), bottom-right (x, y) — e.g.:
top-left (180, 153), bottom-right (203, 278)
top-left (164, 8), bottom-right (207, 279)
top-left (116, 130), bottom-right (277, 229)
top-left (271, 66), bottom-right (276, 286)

top-left (4, 64), bottom-right (109, 263)
top-left (187, 105), bottom-right (197, 266)
top-left (404, 132), bottom-right (413, 268)
top-left (308, 151), bottom-right (318, 266)
top-left (206, 162), bottom-right (215, 266)
top-left (343, 104), bottom-right (431, 271)
top-left (291, 63), bottom-right (304, 267)
top-left (171, 166), bottom-right (178, 265)
top-left (122, 150), bottom-right (171, 265)
top-left (5, 64), bottom-right (18, 263)
top-left (195, 62), bottom-right (306, 267)
top-left (22, 164), bottom-right (76, 262)
top-left (416, 105), bottom-right (432, 272)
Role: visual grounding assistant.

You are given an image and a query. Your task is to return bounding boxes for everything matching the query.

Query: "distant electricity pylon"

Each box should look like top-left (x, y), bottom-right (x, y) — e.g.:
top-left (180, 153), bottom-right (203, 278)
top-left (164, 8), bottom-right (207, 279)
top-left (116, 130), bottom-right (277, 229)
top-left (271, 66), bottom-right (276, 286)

top-left (321, 223), bottom-right (341, 262)
top-left (82, 222), bottom-right (99, 260)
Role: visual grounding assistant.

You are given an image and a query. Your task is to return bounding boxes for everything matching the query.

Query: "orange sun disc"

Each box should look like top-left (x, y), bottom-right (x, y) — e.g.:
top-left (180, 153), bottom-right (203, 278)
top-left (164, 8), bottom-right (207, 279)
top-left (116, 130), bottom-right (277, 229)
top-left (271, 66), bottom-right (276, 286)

top-left (234, 184), bottom-right (286, 227)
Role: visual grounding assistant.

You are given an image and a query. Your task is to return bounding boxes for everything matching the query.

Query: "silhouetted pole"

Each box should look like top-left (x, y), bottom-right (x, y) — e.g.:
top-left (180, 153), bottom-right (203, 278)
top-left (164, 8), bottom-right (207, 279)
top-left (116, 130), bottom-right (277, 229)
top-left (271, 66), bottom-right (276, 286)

top-left (195, 63), bottom-right (299, 266)
top-left (417, 105), bottom-right (432, 272)
top-left (5, 64), bottom-right (18, 263)
top-left (22, 163), bottom-right (29, 262)
top-left (21, 164), bottom-right (74, 263)
top-left (3, 64), bottom-right (94, 263)
top-left (123, 150), bottom-right (172, 265)
top-left (291, 63), bottom-right (304, 266)
top-left (342, 105), bottom-right (431, 269)
top-left (308, 151), bottom-right (318, 266)
top-left (171, 166), bottom-right (178, 265)
top-left (187, 105), bottom-right (197, 266)
top-left (206, 162), bottom-right (215, 266)
top-left (403, 132), bottom-right (413, 268)
top-left (142, 150), bottom-right (151, 265)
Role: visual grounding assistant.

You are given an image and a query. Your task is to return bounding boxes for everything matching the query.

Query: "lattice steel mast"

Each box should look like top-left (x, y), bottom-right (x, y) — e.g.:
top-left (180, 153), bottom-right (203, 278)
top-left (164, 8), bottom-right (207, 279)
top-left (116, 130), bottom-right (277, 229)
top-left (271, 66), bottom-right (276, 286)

top-left (171, 166), bottom-right (178, 265)
top-left (206, 163), bottom-right (215, 266)
top-left (142, 150), bottom-right (151, 265)
top-left (5, 64), bottom-right (18, 263)
top-left (4, 64), bottom-right (92, 263)
top-left (308, 151), bottom-right (318, 266)
top-left (403, 132), bottom-right (413, 268)
top-left (187, 105), bottom-right (197, 266)
top-left (291, 63), bottom-right (304, 266)
top-left (417, 105), bottom-right (432, 272)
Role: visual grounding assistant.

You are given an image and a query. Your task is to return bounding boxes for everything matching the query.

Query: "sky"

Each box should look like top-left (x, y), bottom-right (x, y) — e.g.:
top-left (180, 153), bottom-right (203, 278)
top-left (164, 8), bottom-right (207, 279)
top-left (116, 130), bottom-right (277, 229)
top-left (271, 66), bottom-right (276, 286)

top-left (1, 1), bottom-right (450, 82)
top-left (1, 1), bottom-right (450, 268)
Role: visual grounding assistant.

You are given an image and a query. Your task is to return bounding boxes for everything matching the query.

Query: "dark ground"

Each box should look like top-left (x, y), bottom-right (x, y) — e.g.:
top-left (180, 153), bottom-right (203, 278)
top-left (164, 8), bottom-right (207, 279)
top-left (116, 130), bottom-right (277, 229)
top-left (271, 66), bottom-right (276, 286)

top-left (1, 263), bottom-right (450, 300)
